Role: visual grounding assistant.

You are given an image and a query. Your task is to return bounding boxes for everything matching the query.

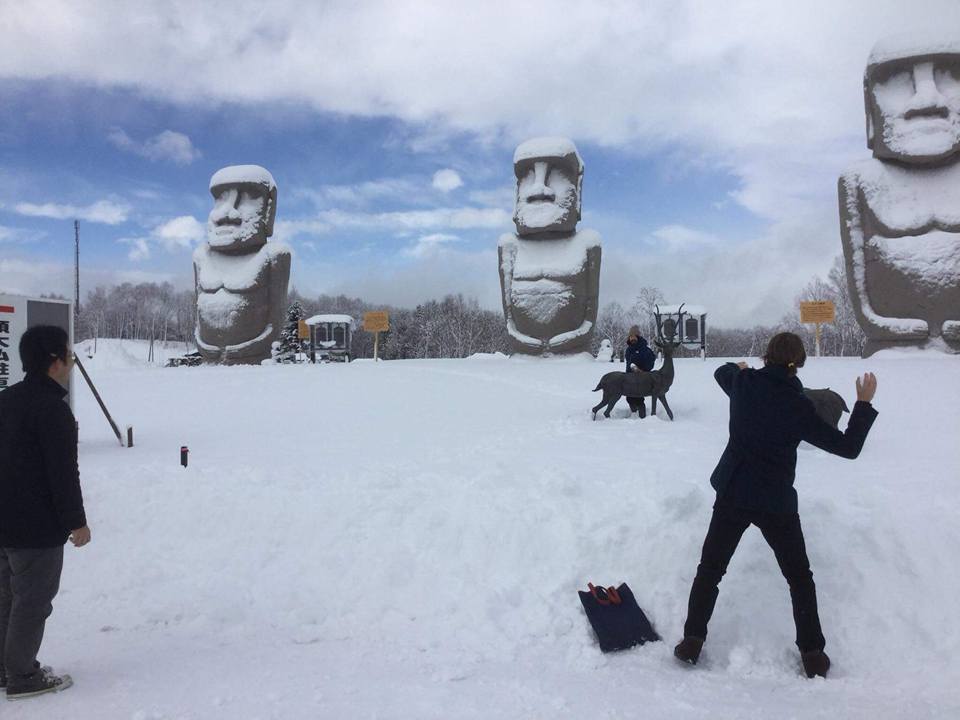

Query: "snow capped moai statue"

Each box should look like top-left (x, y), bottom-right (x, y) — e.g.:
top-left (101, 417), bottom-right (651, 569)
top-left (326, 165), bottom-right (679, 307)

top-left (194, 165), bottom-right (291, 364)
top-left (840, 34), bottom-right (960, 356)
top-left (498, 137), bottom-right (601, 355)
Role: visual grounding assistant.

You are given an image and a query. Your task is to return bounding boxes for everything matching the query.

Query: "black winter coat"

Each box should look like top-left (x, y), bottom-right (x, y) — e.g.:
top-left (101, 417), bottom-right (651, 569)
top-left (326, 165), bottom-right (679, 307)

top-left (625, 338), bottom-right (656, 373)
top-left (0, 374), bottom-right (86, 547)
top-left (709, 363), bottom-right (878, 514)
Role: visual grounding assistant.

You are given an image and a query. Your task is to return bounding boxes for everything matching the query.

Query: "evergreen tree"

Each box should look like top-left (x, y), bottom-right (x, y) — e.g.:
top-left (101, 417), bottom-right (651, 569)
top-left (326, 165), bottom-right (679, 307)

top-left (277, 300), bottom-right (306, 363)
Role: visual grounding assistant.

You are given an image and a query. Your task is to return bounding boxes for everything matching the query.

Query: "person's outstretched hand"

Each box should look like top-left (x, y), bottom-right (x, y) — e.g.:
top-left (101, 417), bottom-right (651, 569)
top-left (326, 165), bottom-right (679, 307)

top-left (856, 372), bottom-right (877, 403)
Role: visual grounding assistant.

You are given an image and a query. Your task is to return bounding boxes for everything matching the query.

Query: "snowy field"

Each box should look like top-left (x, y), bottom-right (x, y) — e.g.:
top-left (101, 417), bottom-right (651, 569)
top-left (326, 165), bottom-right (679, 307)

top-left (8, 340), bottom-right (960, 719)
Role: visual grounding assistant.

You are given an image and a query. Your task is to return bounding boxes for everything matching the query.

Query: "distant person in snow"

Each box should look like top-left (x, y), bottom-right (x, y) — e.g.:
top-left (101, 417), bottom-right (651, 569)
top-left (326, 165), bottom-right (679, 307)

top-left (673, 332), bottom-right (878, 679)
top-left (624, 325), bottom-right (656, 416)
top-left (0, 326), bottom-right (89, 700)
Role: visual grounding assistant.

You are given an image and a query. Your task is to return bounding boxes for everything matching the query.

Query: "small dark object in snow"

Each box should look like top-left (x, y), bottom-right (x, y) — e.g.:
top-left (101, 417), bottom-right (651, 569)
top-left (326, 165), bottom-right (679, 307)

top-left (578, 582), bottom-right (661, 652)
top-left (803, 388), bottom-right (850, 428)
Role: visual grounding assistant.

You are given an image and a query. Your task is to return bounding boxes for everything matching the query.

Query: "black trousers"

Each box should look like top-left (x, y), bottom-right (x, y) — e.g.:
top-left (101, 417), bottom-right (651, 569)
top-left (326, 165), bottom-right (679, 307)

top-left (0, 546), bottom-right (64, 680)
top-left (683, 502), bottom-right (825, 653)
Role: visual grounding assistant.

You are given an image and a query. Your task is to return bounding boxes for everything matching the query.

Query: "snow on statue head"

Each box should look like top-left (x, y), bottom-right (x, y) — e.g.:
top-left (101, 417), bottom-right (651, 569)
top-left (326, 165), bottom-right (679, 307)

top-left (193, 165), bottom-right (291, 365)
top-left (513, 137), bottom-right (583, 236)
top-left (864, 35), bottom-right (960, 164)
top-left (498, 137), bottom-right (601, 356)
top-left (840, 32), bottom-right (960, 357)
top-left (207, 165), bottom-right (278, 253)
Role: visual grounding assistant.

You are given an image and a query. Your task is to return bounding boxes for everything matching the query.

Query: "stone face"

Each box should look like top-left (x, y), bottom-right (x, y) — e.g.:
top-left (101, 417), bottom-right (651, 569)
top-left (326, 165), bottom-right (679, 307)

top-left (499, 137), bottom-right (601, 355)
top-left (840, 34), bottom-right (960, 356)
top-left (194, 165), bottom-right (291, 364)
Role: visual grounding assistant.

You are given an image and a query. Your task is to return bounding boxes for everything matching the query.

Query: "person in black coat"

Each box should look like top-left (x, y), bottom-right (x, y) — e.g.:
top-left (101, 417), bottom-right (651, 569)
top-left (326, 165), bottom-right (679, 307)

top-left (0, 325), bottom-right (89, 699)
top-left (624, 325), bottom-right (656, 416)
top-left (673, 332), bottom-right (877, 679)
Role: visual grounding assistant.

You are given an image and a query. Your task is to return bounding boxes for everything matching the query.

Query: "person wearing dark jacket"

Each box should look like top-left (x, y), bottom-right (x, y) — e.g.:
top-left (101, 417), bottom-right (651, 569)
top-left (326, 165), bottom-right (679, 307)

top-left (624, 325), bottom-right (657, 416)
top-left (0, 325), bottom-right (89, 700)
top-left (673, 332), bottom-right (877, 679)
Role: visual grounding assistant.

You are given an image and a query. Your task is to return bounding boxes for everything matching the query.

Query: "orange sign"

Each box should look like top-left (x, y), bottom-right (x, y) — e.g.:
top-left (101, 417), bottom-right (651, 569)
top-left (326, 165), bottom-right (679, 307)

top-left (363, 311), bottom-right (390, 332)
top-left (800, 301), bottom-right (835, 324)
top-left (297, 319), bottom-right (310, 339)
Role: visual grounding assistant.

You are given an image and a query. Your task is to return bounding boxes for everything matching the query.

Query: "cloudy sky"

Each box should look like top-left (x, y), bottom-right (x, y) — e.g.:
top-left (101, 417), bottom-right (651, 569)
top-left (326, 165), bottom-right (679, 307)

top-left (1, 0), bottom-right (957, 327)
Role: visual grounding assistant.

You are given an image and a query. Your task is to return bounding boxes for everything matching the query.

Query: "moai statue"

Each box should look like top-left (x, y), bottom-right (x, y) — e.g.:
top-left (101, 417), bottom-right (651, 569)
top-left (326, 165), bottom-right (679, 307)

top-left (194, 165), bottom-right (291, 364)
top-left (840, 34), bottom-right (960, 356)
top-left (498, 137), bottom-right (601, 355)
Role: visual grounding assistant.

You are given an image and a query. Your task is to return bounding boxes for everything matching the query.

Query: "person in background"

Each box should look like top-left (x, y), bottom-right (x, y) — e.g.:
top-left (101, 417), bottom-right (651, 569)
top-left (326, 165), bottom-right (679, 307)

top-left (673, 332), bottom-right (877, 679)
top-left (0, 325), bottom-right (90, 700)
top-left (624, 325), bottom-right (656, 416)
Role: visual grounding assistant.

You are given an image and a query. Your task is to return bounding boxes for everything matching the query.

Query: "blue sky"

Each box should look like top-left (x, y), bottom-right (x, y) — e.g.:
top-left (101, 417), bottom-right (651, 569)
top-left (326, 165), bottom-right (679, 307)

top-left (2, 1), bottom-right (957, 327)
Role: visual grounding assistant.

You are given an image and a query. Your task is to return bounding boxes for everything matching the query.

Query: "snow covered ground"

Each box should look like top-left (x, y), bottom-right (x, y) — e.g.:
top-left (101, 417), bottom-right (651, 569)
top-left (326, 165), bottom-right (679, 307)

top-left (8, 340), bottom-right (960, 719)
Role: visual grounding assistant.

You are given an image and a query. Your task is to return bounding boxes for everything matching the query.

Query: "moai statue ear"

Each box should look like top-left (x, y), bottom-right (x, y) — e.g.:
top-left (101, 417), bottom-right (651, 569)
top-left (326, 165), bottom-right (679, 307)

top-left (864, 79), bottom-right (876, 150)
top-left (264, 186), bottom-right (278, 237)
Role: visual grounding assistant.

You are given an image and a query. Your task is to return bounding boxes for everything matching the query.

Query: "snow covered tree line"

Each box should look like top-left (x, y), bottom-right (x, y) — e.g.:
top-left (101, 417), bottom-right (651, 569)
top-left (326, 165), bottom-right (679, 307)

top-left (60, 255), bottom-right (863, 359)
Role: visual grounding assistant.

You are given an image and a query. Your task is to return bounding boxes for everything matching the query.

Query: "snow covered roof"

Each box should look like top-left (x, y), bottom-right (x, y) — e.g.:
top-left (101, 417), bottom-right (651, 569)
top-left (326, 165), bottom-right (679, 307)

top-left (868, 33), bottom-right (960, 68)
top-left (656, 304), bottom-right (706, 316)
top-left (210, 165), bottom-right (277, 191)
top-left (513, 137), bottom-right (583, 169)
top-left (305, 314), bottom-right (354, 325)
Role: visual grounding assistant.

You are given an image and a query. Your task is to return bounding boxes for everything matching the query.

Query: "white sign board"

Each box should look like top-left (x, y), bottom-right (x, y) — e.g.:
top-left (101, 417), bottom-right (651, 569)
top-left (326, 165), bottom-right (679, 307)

top-left (0, 294), bottom-right (73, 405)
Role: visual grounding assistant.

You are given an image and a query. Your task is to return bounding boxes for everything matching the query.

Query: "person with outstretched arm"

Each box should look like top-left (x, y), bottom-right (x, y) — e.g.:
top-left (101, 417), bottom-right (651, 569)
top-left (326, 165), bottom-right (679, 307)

top-left (674, 332), bottom-right (877, 679)
top-left (0, 325), bottom-right (90, 700)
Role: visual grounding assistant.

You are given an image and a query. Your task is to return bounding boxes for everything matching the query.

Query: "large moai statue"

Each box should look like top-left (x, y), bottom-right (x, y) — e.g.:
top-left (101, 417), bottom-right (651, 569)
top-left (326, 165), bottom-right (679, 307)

top-left (498, 137), bottom-right (602, 355)
top-left (839, 34), bottom-right (960, 356)
top-left (194, 165), bottom-right (291, 364)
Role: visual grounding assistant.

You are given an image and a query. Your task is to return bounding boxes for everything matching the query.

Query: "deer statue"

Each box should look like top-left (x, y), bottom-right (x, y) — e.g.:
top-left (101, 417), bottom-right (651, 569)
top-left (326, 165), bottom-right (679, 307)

top-left (591, 304), bottom-right (682, 421)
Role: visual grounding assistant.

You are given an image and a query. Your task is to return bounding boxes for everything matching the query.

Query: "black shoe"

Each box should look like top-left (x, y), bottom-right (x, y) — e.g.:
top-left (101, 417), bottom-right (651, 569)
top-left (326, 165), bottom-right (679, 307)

top-left (6, 667), bottom-right (73, 700)
top-left (674, 636), bottom-right (704, 665)
top-left (801, 650), bottom-right (831, 679)
top-left (0, 661), bottom-right (51, 690)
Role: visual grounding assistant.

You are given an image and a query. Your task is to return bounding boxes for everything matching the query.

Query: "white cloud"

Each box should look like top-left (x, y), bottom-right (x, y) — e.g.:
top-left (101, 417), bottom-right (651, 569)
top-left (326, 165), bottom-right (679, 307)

top-left (432, 169), bottom-right (463, 192)
top-left (0, 225), bottom-right (45, 244)
top-left (14, 199), bottom-right (131, 225)
top-left (118, 215), bottom-right (206, 262)
top-left (107, 128), bottom-right (201, 165)
top-left (0, 257), bottom-right (177, 297)
top-left (650, 224), bottom-right (721, 252)
top-left (3, 0), bottom-right (954, 225)
top-left (154, 215), bottom-right (206, 250)
top-left (404, 232), bottom-right (460, 258)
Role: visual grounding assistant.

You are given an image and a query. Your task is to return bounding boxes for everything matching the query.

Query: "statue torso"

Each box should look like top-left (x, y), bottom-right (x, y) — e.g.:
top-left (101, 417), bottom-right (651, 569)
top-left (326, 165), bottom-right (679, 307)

top-left (194, 244), bottom-right (275, 347)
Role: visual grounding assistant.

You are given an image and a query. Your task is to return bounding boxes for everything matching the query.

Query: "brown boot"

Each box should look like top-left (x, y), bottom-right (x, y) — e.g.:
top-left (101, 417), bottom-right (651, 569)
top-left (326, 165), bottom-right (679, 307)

top-left (673, 636), bottom-right (704, 665)
top-left (801, 650), bottom-right (830, 678)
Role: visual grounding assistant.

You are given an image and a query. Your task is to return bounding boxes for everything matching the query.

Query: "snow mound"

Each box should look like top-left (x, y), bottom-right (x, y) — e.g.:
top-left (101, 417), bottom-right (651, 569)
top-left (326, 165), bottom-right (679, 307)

top-left (29, 354), bottom-right (960, 719)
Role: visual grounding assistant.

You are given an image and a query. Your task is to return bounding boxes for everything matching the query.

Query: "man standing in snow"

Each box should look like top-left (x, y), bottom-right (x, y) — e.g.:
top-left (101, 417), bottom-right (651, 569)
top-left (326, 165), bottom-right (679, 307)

top-left (674, 332), bottom-right (877, 679)
top-left (0, 325), bottom-right (89, 699)
top-left (624, 325), bottom-right (656, 416)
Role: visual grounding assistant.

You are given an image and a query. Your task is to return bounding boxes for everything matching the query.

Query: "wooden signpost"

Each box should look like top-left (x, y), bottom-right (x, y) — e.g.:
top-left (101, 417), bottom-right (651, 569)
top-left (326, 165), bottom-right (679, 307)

top-left (800, 300), bottom-right (835, 357)
top-left (363, 311), bottom-right (390, 361)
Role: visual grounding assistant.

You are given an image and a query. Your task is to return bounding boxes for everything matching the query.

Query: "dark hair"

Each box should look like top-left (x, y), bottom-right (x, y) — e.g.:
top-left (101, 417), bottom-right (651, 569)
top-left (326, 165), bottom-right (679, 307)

top-left (763, 332), bottom-right (806, 373)
top-left (19, 325), bottom-right (69, 376)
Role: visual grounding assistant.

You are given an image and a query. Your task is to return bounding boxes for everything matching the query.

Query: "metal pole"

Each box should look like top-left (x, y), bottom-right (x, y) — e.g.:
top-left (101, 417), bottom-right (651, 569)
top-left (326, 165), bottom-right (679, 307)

top-left (73, 354), bottom-right (124, 446)
top-left (74, 220), bottom-right (80, 329)
top-left (374, 331), bottom-right (379, 361)
top-left (815, 323), bottom-right (822, 358)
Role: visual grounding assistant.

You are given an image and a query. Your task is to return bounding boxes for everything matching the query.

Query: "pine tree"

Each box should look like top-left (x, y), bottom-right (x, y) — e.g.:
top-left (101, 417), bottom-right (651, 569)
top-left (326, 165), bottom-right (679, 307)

top-left (277, 301), bottom-right (306, 363)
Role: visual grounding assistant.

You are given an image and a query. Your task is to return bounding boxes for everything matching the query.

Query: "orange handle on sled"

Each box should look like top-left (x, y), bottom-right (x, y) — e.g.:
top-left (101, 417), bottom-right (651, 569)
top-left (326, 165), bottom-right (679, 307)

top-left (588, 583), bottom-right (622, 606)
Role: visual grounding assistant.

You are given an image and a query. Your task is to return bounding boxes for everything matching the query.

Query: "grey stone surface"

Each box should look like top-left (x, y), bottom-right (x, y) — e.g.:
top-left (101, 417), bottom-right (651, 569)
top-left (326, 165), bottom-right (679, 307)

top-left (193, 165), bottom-right (291, 365)
top-left (498, 137), bottom-right (602, 355)
top-left (840, 34), bottom-right (960, 356)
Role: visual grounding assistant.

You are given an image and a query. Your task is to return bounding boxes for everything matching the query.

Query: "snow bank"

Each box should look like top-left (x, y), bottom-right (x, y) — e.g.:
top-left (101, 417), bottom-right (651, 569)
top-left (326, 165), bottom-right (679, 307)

top-left (16, 354), bottom-right (960, 719)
